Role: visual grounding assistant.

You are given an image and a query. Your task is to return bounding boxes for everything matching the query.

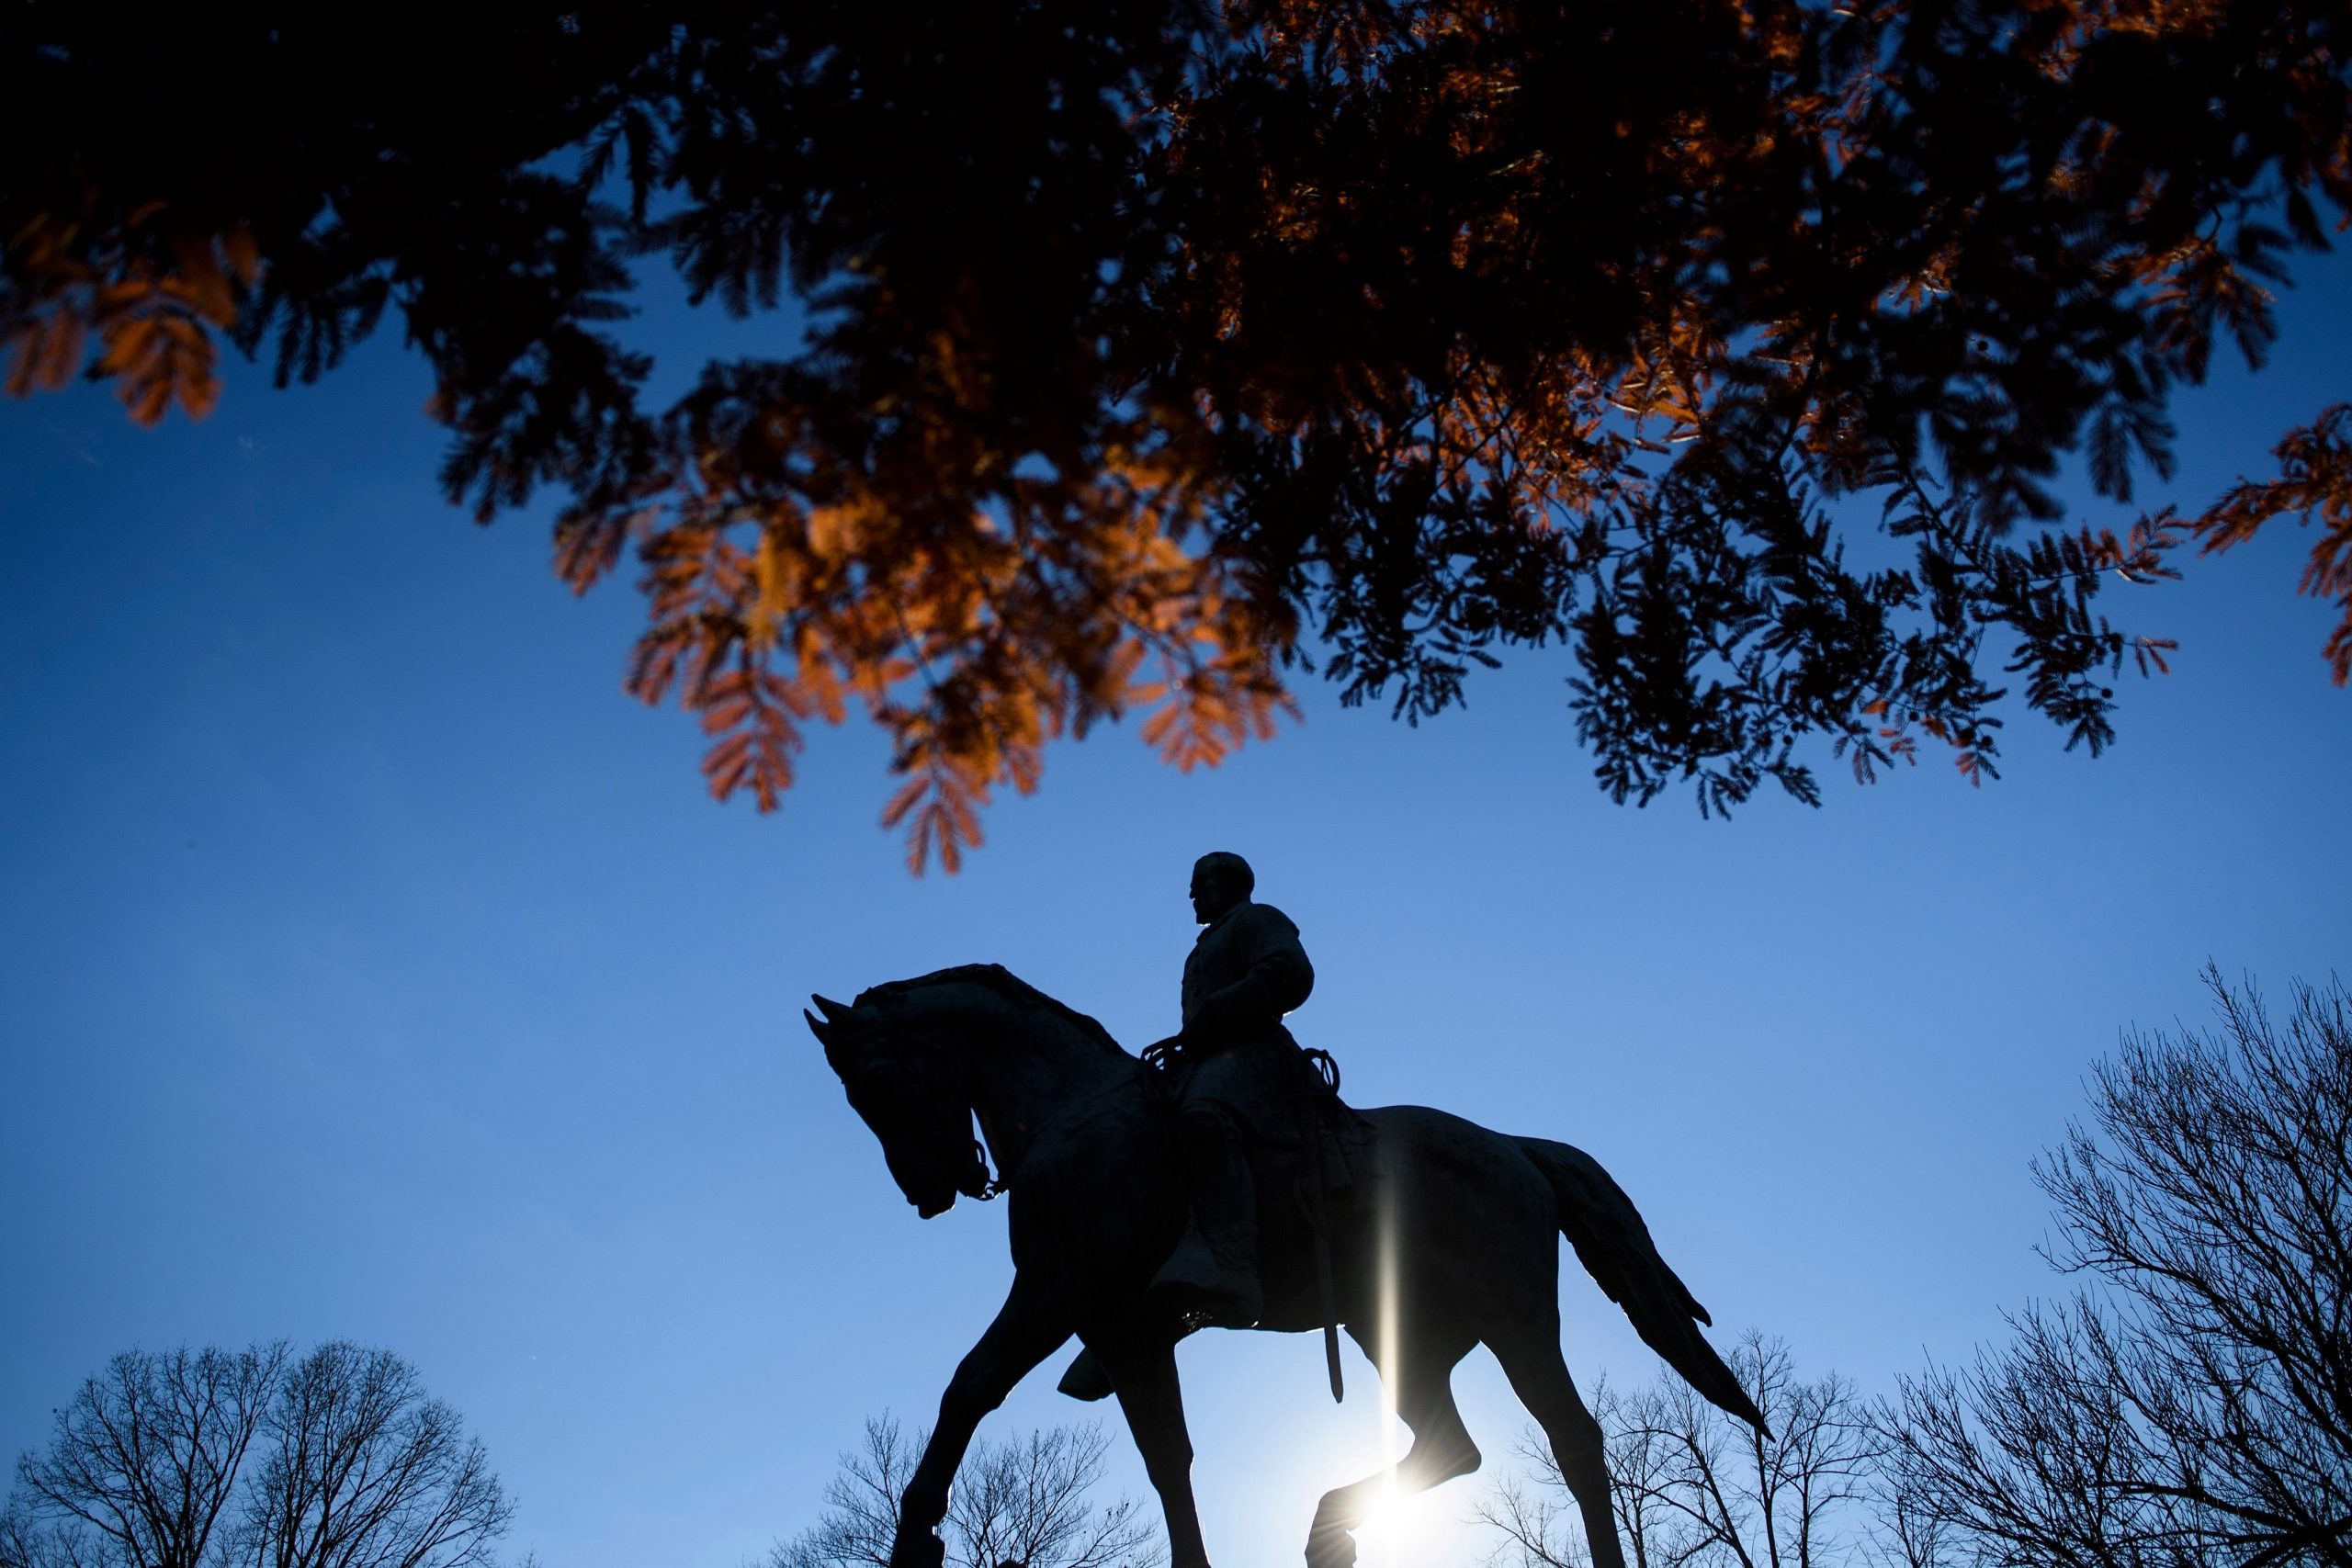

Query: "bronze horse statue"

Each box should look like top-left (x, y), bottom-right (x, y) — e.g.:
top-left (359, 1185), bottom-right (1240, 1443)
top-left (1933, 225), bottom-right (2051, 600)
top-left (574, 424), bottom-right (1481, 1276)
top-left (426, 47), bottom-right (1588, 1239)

top-left (805, 964), bottom-right (1764, 1568)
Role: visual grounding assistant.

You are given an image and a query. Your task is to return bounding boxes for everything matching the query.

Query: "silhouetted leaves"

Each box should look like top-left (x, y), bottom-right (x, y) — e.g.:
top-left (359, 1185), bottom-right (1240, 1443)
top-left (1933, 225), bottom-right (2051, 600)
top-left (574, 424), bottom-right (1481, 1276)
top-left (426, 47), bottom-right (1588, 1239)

top-left (2195, 404), bottom-right (2352, 682)
top-left (6, 0), bottom-right (2348, 864)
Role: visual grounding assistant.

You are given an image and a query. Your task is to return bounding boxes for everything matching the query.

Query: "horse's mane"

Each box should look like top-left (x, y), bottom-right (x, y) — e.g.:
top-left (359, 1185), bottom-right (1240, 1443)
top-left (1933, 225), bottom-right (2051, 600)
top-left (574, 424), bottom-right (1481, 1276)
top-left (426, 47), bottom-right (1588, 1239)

top-left (854, 964), bottom-right (1133, 1060)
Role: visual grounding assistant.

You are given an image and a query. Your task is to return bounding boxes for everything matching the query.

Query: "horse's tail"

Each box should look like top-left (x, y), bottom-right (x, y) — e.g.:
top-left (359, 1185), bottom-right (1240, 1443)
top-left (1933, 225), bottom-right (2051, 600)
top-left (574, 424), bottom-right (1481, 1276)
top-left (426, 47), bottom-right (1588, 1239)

top-left (1514, 1136), bottom-right (1769, 1434)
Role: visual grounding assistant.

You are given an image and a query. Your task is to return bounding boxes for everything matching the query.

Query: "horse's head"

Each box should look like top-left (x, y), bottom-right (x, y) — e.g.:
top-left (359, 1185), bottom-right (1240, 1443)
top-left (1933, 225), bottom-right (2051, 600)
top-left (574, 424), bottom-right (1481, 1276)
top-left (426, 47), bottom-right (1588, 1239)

top-left (805, 991), bottom-right (991, 1218)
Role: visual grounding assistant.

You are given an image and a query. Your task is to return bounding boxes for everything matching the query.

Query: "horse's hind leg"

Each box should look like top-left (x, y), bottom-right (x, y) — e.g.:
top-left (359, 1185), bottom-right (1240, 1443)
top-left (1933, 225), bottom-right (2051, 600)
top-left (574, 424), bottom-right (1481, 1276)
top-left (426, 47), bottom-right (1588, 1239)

top-left (1304, 1330), bottom-right (1480, 1568)
top-left (1090, 1326), bottom-right (1213, 1568)
top-left (1489, 1323), bottom-right (1628, 1568)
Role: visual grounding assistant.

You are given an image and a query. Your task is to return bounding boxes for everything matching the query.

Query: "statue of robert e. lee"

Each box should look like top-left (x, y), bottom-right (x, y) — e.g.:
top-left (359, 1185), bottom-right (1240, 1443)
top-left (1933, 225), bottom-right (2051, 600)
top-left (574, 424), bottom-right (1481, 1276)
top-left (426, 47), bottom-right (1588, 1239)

top-left (1144, 850), bottom-right (1315, 1329)
top-left (808, 846), bottom-right (1769, 1568)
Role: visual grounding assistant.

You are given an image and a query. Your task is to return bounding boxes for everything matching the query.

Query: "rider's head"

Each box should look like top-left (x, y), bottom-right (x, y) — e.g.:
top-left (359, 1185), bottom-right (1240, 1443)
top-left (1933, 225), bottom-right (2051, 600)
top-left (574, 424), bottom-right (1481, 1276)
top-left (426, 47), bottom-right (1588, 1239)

top-left (1189, 852), bottom-right (1254, 925)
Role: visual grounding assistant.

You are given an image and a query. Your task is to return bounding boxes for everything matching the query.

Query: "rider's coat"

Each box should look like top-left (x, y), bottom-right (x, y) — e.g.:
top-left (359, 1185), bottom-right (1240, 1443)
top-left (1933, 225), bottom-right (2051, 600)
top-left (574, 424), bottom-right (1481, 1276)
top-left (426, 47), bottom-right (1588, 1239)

top-left (1177, 900), bottom-right (1313, 1135)
top-left (1182, 900), bottom-right (1313, 1036)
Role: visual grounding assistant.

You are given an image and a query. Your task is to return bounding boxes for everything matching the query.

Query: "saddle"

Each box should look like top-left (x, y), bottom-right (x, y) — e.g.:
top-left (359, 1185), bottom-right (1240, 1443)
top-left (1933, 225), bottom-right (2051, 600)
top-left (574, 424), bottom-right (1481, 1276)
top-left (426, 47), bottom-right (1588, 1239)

top-left (1055, 1044), bottom-right (1374, 1406)
top-left (1152, 1036), bottom-right (1376, 1213)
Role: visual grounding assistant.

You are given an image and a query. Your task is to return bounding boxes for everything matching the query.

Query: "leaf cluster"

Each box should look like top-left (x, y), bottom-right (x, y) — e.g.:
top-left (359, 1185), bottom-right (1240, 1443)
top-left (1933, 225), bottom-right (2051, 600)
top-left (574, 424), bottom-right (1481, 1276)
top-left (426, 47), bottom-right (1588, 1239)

top-left (6, 1), bottom-right (2349, 863)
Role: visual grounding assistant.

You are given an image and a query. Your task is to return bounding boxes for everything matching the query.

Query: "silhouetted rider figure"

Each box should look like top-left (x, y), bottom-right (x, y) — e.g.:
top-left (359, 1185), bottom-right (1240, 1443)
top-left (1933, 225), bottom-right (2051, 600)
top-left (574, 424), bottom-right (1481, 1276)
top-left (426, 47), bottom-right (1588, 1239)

top-left (1148, 851), bottom-right (1314, 1328)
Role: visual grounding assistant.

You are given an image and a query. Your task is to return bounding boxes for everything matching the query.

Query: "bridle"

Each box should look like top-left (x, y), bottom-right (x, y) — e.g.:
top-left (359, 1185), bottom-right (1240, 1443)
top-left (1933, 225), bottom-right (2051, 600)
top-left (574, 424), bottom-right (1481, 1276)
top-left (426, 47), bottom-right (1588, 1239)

top-left (971, 1136), bottom-right (1006, 1201)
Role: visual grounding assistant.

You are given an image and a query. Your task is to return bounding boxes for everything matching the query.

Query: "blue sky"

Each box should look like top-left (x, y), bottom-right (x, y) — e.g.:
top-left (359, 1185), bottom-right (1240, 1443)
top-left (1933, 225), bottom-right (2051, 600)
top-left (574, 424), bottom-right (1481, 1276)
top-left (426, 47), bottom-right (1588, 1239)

top-left (3, 254), bottom-right (2347, 1568)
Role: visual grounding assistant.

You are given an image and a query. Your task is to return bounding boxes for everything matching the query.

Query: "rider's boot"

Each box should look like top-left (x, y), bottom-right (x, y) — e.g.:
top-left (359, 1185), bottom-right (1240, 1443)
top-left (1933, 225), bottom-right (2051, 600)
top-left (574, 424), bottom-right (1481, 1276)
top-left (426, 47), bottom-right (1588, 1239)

top-left (1149, 1108), bottom-right (1263, 1328)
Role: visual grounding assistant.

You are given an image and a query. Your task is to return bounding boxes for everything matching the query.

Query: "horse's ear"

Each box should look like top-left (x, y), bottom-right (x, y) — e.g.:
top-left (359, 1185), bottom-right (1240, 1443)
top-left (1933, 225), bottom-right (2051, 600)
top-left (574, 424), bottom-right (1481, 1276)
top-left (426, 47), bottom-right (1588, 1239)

top-left (808, 994), bottom-right (858, 1073)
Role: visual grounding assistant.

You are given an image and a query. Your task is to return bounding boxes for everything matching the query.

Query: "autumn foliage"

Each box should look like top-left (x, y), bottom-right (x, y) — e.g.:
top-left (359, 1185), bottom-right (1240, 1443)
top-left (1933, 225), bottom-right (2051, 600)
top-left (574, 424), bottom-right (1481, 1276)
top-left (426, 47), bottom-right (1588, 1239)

top-left (6, 0), bottom-right (2348, 866)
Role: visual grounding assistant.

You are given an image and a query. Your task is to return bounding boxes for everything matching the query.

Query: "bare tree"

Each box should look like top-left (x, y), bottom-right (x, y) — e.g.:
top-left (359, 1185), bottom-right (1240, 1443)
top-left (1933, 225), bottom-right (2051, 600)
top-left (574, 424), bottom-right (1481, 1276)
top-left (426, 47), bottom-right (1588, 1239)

top-left (1481, 1379), bottom-right (1717, 1568)
top-left (1877, 970), bottom-right (2352, 1568)
top-left (771, 1415), bottom-right (1159, 1568)
top-left (1858, 1477), bottom-right (1951, 1568)
top-left (767, 1416), bottom-right (908, 1568)
top-left (1, 1505), bottom-right (47, 1568)
top-left (240, 1344), bottom-right (511, 1568)
top-left (3, 1345), bottom-right (510, 1568)
top-left (5, 1345), bottom-right (288, 1568)
top-left (1482, 1336), bottom-right (1878, 1568)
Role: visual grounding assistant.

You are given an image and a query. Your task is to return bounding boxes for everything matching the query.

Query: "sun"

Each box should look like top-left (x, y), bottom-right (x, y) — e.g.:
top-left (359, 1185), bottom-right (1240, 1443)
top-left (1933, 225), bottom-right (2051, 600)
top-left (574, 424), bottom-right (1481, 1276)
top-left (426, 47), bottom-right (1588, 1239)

top-left (1351, 1481), bottom-right (1429, 1568)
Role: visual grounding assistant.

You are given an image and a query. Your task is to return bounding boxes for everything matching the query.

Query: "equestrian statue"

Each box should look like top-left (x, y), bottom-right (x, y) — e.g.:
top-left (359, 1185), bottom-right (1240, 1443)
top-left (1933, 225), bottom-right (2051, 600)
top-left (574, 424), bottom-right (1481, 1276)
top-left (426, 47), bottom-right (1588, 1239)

top-left (803, 852), bottom-right (1766, 1568)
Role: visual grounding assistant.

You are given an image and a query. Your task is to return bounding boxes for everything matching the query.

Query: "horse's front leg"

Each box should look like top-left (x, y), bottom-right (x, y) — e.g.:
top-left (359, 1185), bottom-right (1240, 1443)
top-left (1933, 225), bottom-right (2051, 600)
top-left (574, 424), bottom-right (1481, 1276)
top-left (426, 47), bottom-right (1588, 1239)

top-left (892, 1278), bottom-right (1072, 1568)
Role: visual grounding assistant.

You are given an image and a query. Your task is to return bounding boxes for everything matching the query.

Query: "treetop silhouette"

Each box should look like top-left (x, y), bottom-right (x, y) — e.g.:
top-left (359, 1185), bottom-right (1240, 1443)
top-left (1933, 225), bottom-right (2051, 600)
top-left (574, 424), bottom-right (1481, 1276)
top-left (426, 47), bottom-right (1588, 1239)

top-left (7, 0), bottom-right (2347, 867)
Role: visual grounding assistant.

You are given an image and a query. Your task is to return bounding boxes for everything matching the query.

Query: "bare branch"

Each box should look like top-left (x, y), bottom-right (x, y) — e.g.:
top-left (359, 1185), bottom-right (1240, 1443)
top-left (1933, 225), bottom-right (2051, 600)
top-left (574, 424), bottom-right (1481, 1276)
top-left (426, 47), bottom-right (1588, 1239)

top-left (771, 1417), bottom-right (1159, 1568)
top-left (1879, 972), bottom-right (2352, 1568)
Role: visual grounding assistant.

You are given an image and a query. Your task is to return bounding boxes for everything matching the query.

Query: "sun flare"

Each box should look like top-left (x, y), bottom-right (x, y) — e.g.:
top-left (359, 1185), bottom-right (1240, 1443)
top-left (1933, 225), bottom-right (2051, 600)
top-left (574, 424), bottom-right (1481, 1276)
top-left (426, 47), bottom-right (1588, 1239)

top-left (1352, 1481), bottom-right (1428, 1568)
